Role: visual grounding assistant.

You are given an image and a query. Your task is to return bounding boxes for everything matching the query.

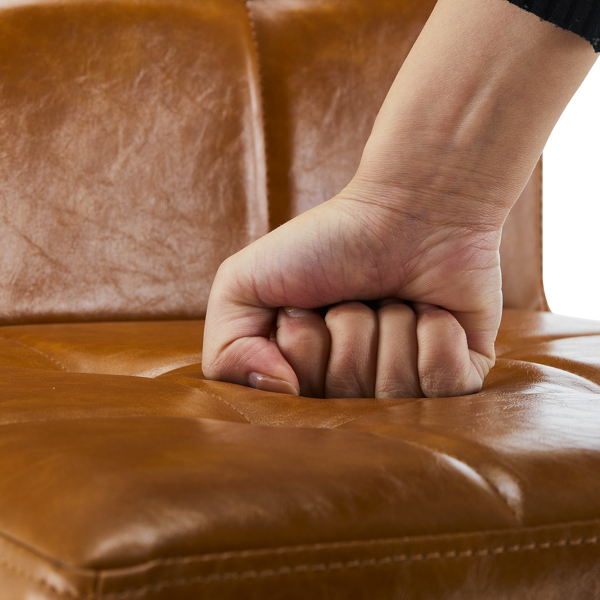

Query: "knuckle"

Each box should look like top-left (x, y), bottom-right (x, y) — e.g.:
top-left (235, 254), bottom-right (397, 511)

top-left (419, 366), bottom-right (467, 398)
top-left (376, 377), bottom-right (421, 399)
top-left (325, 302), bottom-right (376, 328)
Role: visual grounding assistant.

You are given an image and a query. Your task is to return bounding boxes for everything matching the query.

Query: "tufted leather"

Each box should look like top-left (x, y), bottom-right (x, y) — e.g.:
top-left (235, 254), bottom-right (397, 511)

top-left (0, 0), bottom-right (598, 598)
top-left (2, 311), bottom-right (600, 598)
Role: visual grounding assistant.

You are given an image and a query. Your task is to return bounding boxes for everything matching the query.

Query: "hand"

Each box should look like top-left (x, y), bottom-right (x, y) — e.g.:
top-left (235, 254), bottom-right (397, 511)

top-left (202, 182), bottom-right (502, 398)
top-left (202, 0), bottom-right (596, 399)
top-left (275, 299), bottom-right (422, 398)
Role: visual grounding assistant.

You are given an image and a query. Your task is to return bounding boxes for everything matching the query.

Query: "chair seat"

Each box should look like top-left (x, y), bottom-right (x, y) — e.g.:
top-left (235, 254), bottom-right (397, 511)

top-left (1, 308), bottom-right (600, 598)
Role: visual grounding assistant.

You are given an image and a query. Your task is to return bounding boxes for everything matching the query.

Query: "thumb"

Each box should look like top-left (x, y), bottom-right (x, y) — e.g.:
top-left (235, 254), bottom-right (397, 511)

top-left (202, 257), bottom-right (300, 396)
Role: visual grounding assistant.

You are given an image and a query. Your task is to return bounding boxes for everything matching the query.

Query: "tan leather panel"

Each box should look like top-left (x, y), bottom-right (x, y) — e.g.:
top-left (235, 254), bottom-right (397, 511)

top-left (0, 368), bottom-right (248, 425)
top-left (0, 321), bottom-right (205, 377)
top-left (156, 376), bottom-right (415, 428)
top-left (0, 533), bottom-right (95, 599)
top-left (0, 0), bottom-right (267, 324)
top-left (495, 308), bottom-right (600, 355)
top-left (1, 310), bottom-right (600, 598)
top-left (248, 0), bottom-right (437, 229)
top-left (0, 419), bottom-right (518, 569)
top-left (248, 0), bottom-right (545, 310)
top-left (502, 336), bottom-right (600, 385)
top-left (501, 161), bottom-right (548, 311)
top-left (342, 389), bottom-right (600, 526)
top-left (0, 337), bottom-right (61, 371)
top-left (91, 520), bottom-right (600, 599)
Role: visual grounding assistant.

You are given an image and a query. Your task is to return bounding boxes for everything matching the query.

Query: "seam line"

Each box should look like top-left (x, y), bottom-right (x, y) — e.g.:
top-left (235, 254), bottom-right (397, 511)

top-left (101, 535), bottom-right (600, 598)
top-left (1, 532), bottom-right (599, 598)
top-left (198, 387), bottom-right (253, 424)
top-left (147, 375), bottom-right (253, 424)
top-left (243, 0), bottom-right (271, 233)
top-left (0, 336), bottom-right (68, 371)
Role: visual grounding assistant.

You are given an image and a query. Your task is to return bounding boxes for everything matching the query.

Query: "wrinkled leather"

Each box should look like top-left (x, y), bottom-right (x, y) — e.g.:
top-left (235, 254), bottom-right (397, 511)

top-left (0, 0), bottom-right (597, 598)
top-left (0, 0), bottom-right (267, 324)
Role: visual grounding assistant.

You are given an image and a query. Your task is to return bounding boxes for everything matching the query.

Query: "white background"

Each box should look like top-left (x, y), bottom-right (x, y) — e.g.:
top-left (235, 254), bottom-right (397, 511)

top-left (543, 59), bottom-right (600, 321)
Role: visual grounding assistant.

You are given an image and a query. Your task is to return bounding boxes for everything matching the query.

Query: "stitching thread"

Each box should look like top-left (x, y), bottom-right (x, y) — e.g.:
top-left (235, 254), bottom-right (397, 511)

top-left (195, 383), bottom-right (253, 424)
top-left (68, 518), bottom-right (600, 565)
top-left (101, 535), bottom-right (600, 598)
top-left (159, 374), bottom-right (254, 424)
top-left (0, 336), bottom-right (68, 371)
top-left (1, 534), bottom-right (598, 599)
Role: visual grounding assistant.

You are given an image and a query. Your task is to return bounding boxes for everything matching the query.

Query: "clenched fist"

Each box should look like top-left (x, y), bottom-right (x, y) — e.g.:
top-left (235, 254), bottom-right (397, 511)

top-left (202, 184), bottom-right (501, 398)
top-left (202, 0), bottom-right (596, 398)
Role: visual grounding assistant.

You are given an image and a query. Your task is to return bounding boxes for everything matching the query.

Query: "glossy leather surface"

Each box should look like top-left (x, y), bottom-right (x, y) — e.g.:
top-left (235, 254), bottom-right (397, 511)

top-left (2, 311), bottom-right (600, 598)
top-left (0, 0), bottom-right (267, 324)
top-left (0, 0), bottom-right (597, 598)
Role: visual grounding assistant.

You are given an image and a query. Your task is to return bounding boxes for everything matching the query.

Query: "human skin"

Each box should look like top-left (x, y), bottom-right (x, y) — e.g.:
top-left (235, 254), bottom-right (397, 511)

top-left (202, 0), bottom-right (597, 398)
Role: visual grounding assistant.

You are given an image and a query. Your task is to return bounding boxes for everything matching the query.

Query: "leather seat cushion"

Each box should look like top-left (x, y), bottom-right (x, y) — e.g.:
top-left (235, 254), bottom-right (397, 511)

top-left (1, 309), bottom-right (600, 598)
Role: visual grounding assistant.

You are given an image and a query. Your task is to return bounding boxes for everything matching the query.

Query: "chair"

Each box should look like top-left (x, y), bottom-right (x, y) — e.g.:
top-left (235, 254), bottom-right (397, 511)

top-left (1, 0), bottom-right (599, 597)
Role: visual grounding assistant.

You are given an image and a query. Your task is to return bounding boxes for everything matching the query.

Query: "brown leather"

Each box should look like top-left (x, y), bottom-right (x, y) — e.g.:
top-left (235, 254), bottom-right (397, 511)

top-left (2, 311), bottom-right (600, 598)
top-left (0, 0), bottom-right (544, 327)
top-left (0, 0), bottom-right (597, 598)
top-left (501, 161), bottom-right (549, 311)
top-left (0, 0), bottom-right (268, 325)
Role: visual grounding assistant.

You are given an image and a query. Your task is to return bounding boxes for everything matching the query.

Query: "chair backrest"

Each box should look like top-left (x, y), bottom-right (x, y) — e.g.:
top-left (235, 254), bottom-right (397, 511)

top-left (0, 0), bottom-right (547, 325)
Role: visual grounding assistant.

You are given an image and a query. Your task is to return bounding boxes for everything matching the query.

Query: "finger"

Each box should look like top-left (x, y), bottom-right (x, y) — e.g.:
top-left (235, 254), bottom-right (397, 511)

top-left (414, 303), bottom-right (487, 398)
top-left (375, 299), bottom-right (422, 398)
top-left (276, 307), bottom-right (330, 397)
top-left (202, 258), bottom-right (300, 395)
top-left (450, 303), bottom-right (499, 385)
top-left (324, 302), bottom-right (378, 398)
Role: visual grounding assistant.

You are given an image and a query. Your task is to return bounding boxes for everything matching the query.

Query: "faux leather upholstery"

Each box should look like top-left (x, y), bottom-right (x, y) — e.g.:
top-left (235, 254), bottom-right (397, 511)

top-left (1, 0), bottom-right (597, 598)
top-left (0, 0), bottom-right (267, 324)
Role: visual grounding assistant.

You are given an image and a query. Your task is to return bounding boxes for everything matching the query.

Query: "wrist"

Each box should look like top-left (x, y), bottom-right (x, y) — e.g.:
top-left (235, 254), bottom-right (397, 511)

top-left (354, 0), bottom-right (596, 230)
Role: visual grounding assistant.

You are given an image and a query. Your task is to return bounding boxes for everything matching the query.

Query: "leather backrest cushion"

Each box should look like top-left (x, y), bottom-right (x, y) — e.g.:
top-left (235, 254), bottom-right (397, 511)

top-left (0, 0), bottom-right (545, 324)
top-left (0, 0), bottom-right (268, 324)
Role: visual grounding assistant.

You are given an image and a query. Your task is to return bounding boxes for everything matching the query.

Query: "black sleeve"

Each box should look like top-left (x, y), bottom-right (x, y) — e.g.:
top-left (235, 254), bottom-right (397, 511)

top-left (505, 0), bottom-right (600, 51)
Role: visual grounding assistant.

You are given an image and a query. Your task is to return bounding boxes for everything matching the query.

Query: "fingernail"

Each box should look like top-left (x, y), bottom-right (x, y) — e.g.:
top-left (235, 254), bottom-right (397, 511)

top-left (284, 307), bottom-right (313, 318)
top-left (414, 302), bottom-right (440, 314)
top-left (248, 372), bottom-right (299, 395)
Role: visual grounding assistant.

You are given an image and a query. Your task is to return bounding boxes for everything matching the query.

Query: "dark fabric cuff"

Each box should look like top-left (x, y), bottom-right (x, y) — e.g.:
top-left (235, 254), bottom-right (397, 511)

top-left (505, 0), bottom-right (600, 51)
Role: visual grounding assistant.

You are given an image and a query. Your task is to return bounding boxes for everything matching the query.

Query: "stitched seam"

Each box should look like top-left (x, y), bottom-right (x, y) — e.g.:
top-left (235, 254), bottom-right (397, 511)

top-left (332, 398), bottom-right (422, 429)
top-left (152, 375), bottom-right (253, 423)
top-left (0, 556), bottom-right (93, 599)
top-left (1, 528), bottom-right (599, 598)
top-left (0, 336), bottom-right (68, 371)
top-left (184, 381), bottom-right (252, 424)
top-left (88, 517), bottom-right (600, 565)
top-left (101, 535), bottom-right (600, 598)
top-left (243, 0), bottom-right (273, 232)
top-left (199, 388), bottom-right (253, 424)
